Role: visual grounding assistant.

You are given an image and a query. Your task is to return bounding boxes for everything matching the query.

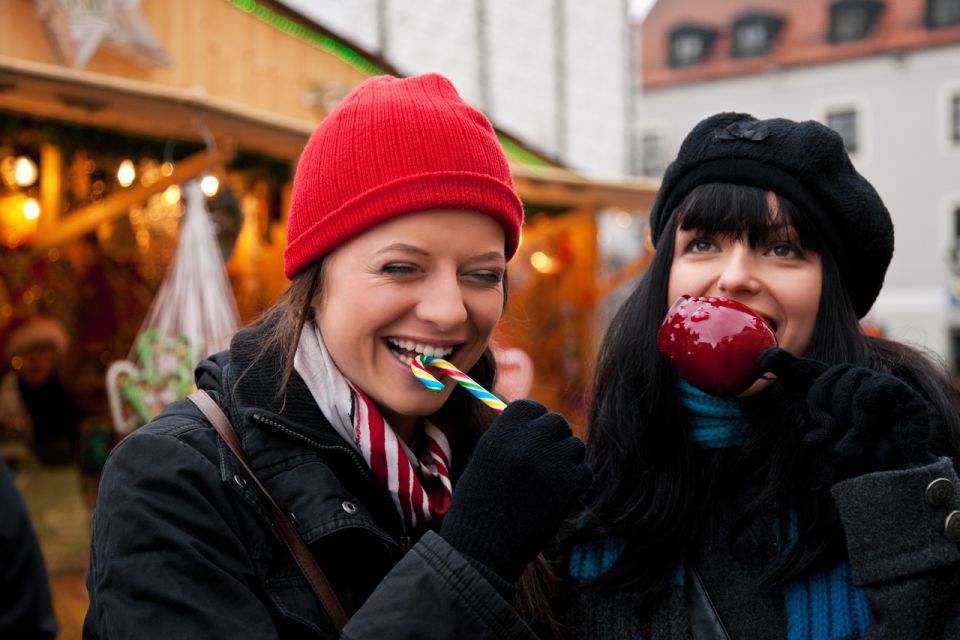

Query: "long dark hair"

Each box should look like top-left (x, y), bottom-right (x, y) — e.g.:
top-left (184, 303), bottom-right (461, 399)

top-left (238, 262), bottom-right (563, 638)
top-left (578, 183), bottom-right (960, 606)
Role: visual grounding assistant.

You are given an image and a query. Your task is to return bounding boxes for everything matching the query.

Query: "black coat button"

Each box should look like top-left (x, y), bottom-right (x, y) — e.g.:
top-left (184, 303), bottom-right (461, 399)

top-left (926, 478), bottom-right (955, 509)
top-left (233, 473), bottom-right (247, 489)
top-left (945, 511), bottom-right (960, 543)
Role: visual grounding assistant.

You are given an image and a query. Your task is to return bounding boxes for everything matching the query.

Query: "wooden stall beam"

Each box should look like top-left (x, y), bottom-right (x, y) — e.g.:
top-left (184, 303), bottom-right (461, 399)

top-left (34, 150), bottom-right (211, 250)
top-left (38, 143), bottom-right (62, 240)
top-left (511, 164), bottom-right (658, 211)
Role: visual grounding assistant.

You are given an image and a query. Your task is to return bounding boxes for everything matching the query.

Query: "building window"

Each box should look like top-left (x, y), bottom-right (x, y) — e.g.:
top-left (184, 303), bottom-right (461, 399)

top-left (826, 109), bottom-right (859, 153)
top-left (829, 0), bottom-right (884, 43)
top-left (630, 129), bottom-right (664, 177)
top-left (952, 93), bottom-right (960, 144)
top-left (927, 0), bottom-right (960, 28)
top-left (668, 25), bottom-right (717, 68)
top-left (951, 206), bottom-right (960, 272)
top-left (732, 13), bottom-right (784, 58)
top-left (633, 131), bottom-right (663, 177)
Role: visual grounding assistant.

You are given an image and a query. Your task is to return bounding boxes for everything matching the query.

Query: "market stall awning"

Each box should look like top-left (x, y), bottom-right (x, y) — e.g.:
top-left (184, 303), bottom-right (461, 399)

top-left (0, 55), bottom-right (315, 161)
top-left (511, 164), bottom-right (659, 211)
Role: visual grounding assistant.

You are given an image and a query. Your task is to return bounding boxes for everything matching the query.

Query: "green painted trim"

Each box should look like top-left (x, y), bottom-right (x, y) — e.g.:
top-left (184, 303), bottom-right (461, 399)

top-left (226, 0), bottom-right (385, 77)
top-left (498, 135), bottom-right (550, 167)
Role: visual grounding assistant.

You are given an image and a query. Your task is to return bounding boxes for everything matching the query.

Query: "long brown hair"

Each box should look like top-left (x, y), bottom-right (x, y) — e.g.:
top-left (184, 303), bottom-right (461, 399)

top-left (238, 261), bottom-right (562, 637)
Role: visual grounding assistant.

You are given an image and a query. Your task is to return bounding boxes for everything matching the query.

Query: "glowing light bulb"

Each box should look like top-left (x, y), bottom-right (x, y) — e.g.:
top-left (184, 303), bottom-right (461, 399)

top-left (161, 184), bottom-right (181, 206)
top-left (23, 198), bottom-right (40, 220)
top-left (530, 251), bottom-right (557, 274)
top-left (117, 159), bottom-right (136, 187)
top-left (1, 155), bottom-right (38, 188)
top-left (14, 156), bottom-right (38, 187)
top-left (200, 175), bottom-right (220, 197)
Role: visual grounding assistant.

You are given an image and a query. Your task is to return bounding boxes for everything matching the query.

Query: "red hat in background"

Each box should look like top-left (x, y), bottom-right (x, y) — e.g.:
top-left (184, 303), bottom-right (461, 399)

top-left (284, 73), bottom-right (524, 278)
top-left (2, 315), bottom-right (70, 361)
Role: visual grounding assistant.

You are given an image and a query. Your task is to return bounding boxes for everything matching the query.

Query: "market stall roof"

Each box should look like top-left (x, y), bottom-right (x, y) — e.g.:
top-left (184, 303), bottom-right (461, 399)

top-left (0, 55), bottom-right (314, 161)
top-left (0, 53), bottom-right (563, 173)
top-left (511, 165), bottom-right (659, 211)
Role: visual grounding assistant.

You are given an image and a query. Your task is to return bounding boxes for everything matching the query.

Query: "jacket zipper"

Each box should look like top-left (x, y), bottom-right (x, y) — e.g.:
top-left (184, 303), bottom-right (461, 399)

top-left (251, 412), bottom-right (377, 486)
top-left (251, 412), bottom-right (417, 556)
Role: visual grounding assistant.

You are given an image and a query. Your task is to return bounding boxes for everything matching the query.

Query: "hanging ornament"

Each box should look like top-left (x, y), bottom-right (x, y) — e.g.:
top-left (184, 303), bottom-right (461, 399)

top-left (105, 180), bottom-right (240, 434)
top-left (34, 0), bottom-right (172, 69)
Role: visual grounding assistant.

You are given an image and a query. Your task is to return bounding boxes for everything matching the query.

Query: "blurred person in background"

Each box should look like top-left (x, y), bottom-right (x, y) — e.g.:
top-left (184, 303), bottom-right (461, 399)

top-left (0, 315), bottom-right (82, 468)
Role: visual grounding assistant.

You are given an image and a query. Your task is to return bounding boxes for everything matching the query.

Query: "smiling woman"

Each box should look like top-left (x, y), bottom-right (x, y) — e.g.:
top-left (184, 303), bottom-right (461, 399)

top-left (559, 112), bottom-right (960, 639)
top-left (83, 74), bottom-right (591, 639)
top-left (315, 210), bottom-right (506, 442)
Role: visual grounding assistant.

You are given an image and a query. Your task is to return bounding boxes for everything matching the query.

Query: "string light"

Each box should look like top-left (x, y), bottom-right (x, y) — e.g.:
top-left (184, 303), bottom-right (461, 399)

top-left (14, 156), bottom-right (38, 186)
top-left (1, 155), bottom-right (39, 187)
top-left (117, 159), bottom-right (136, 187)
top-left (200, 175), bottom-right (220, 197)
top-left (530, 251), bottom-right (558, 274)
top-left (23, 198), bottom-right (40, 220)
top-left (0, 194), bottom-right (40, 247)
top-left (161, 184), bottom-right (181, 206)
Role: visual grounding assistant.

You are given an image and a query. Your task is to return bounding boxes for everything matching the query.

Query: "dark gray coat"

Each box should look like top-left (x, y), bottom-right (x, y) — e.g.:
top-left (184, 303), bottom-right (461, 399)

top-left (562, 458), bottom-right (960, 639)
top-left (83, 321), bottom-right (535, 639)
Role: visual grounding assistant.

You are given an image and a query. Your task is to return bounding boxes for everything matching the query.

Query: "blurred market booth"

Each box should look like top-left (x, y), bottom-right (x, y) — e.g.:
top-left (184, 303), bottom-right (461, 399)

top-left (0, 0), bottom-right (657, 450)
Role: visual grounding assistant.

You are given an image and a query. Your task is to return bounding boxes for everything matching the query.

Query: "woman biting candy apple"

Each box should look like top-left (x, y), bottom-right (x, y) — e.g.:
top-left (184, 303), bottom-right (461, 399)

top-left (557, 113), bottom-right (960, 639)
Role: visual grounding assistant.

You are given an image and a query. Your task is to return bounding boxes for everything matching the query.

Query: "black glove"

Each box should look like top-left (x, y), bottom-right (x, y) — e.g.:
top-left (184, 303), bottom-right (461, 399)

top-left (760, 348), bottom-right (934, 484)
top-left (439, 400), bottom-right (592, 583)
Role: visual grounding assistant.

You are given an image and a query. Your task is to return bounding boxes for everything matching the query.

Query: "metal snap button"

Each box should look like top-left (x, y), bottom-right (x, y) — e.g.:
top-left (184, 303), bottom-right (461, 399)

top-left (287, 511), bottom-right (300, 531)
top-left (232, 473), bottom-right (247, 489)
top-left (341, 500), bottom-right (358, 514)
top-left (926, 478), bottom-right (955, 509)
top-left (945, 511), bottom-right (960, 543)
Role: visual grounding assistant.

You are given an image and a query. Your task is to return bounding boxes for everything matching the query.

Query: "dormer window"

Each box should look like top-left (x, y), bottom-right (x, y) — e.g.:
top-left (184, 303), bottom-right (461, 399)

top-left (826, 108), bottom-right (859, 153)
top-left (829, 0), bottom-right (884, 43)
top-left (732, 13), bottom-right (784, 58)
top-left (668, 25), bottom-right (717, 68)
top-left (927, 0), bottom-right (960, 29)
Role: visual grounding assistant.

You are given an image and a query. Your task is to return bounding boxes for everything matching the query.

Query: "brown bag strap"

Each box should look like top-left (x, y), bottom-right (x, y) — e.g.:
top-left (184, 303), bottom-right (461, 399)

top-left (187, 391), bottom-right (349, 632)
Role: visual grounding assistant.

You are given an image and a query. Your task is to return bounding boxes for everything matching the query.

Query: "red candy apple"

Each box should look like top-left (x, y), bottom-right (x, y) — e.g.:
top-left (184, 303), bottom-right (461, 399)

top-left (657, 295), bottom-right (778, 397)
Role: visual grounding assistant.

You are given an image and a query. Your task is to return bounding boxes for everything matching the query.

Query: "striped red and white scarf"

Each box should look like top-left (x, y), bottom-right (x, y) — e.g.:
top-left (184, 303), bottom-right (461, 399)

top-left (294, 323), bottom-right (453, 532)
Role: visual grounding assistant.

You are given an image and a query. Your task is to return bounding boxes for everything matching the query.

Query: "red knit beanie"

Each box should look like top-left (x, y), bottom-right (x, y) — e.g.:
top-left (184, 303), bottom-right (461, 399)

top-left (284, 73), bottom-right (524, 278)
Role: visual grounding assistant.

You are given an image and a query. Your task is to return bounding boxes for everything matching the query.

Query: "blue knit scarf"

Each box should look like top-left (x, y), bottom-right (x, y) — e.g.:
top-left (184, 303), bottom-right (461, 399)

top-left (678, 380), bottom-right (748, 447)
top-left (568, 382), bottom-right (872, 640)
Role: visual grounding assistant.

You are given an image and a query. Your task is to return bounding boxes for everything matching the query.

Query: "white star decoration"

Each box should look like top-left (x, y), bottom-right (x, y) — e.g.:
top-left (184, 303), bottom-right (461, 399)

top-left (34, 0), bottom-right (172, 69)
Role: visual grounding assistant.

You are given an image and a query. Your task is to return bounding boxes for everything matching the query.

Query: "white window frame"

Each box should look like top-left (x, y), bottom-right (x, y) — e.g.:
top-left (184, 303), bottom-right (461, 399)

top-left (939, 193), bottom-right (960, 273)
top-left (632, 122), bottom-right (670, 178)
top-left (812, 96), bottom-right (871, 163)
top-left (939, 80), bottom-right (960, 156)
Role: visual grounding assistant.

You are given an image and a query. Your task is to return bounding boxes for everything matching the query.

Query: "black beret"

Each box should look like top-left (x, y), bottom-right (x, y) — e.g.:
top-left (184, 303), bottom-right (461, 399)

top-left (649, 112), bottom-right (893, 319)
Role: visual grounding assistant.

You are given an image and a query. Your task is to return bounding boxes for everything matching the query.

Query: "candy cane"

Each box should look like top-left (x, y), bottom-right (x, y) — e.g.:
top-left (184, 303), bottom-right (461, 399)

top-left (411, 354), bottom-right (506, 414)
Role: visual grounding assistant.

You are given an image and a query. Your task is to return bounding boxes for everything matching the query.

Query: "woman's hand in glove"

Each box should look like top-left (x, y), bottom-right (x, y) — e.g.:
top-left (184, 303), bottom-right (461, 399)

top-left (439, 399), bottom-right (592, 583)
top-left (760, 348), bottom-right (934, 484)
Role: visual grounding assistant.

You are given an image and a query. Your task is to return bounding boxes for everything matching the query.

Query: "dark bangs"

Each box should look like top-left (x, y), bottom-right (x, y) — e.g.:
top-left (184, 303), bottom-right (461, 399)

top-left (674, 183), bottom-right (824, 254)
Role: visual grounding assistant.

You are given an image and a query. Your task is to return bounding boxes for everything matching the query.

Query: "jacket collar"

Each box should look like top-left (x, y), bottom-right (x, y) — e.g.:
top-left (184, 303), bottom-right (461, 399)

top-left (193, 315), bottom-right (406, 544)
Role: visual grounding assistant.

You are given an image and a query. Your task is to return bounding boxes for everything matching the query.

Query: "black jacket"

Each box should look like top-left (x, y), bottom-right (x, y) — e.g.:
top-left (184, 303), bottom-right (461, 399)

top-left (84, 321), bottom-right (535, 639)
top-left (0, 457), bottom-right (57, 639)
